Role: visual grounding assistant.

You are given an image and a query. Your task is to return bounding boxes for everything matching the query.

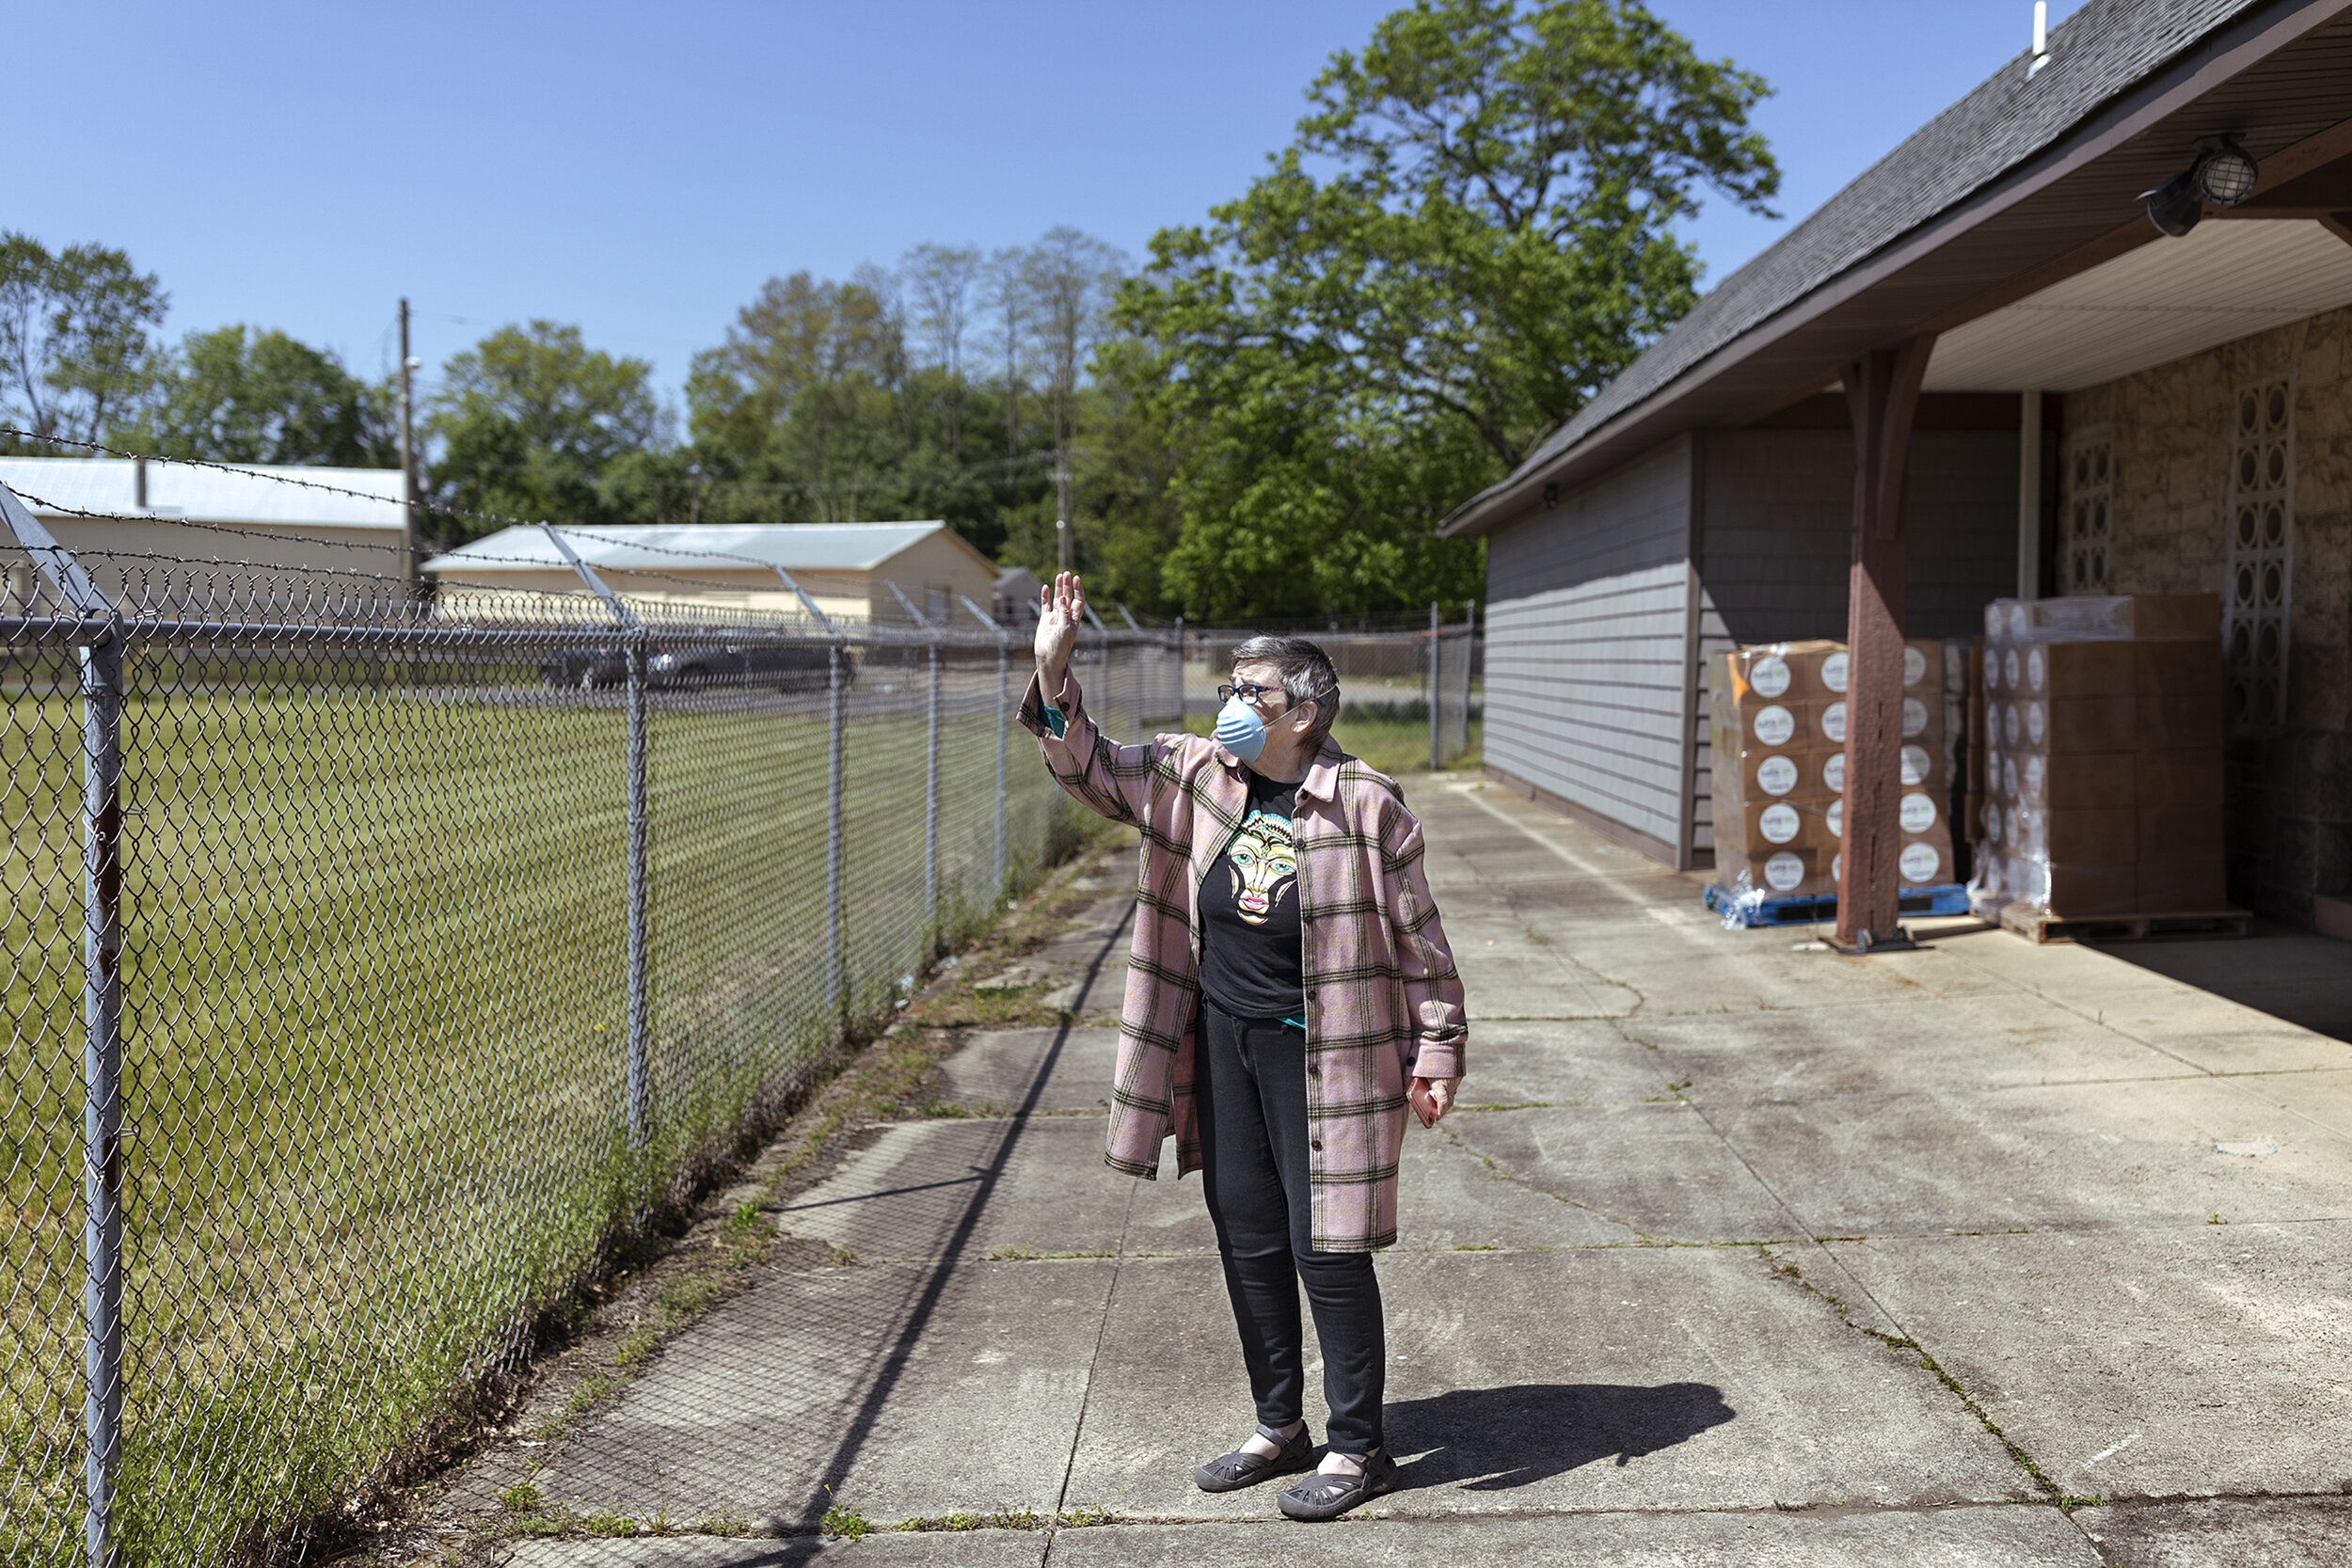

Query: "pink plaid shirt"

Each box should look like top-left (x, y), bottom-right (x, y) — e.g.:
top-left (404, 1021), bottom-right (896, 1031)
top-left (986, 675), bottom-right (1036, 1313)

top-left (1021, 670), bottom-right (1467, 1251)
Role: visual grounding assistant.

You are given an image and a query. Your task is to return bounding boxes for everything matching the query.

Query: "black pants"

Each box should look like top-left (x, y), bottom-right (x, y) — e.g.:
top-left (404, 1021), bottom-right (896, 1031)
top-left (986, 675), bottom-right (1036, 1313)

top-left (1195, 996), bottom-right (1386, 1457)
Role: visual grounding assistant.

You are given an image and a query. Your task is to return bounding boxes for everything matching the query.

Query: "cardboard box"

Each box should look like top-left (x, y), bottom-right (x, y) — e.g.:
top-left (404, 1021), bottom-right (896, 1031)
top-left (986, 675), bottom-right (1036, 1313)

top-left (1724, 847), bottom-right (1828, 900)
top-left (2008, 695), bottom-right (2138, 753)
top-left (2026, 593), bottom-right (2218, 641)
top-left (2043, 862), bottom-right (2138, 917)
top-left (2133, 639), bottom-right (2224, 695)
top-left (2042, 808), bottom-right (2137, 865)
top-left (2026, 641), bottom-right (2135, 697)
top-left (2017, 751), bottom-right (2136, 810)
top-left (2135, 749), bottom-right (2223, 808)
top-left (1721, 640), bottom-right (1847, 705)
top-left (2138, 686), bottom-right (2223, 749)
top-left (2137, 860), bottom-right (2227, 911)
top-left (2137, 804), bottom-right (2223, 860)
top-left (1718, 743), bottom-right (1840, 803)
top-left (1722, 796), bottom-right (1837, 854)
top-left (1825, 830), bottom-right (1955, 889)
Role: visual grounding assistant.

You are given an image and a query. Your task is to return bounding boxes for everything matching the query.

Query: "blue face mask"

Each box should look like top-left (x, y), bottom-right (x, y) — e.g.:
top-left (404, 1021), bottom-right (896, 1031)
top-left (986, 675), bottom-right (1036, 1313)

top-left (1214, 694), bottom-right (1268, 763)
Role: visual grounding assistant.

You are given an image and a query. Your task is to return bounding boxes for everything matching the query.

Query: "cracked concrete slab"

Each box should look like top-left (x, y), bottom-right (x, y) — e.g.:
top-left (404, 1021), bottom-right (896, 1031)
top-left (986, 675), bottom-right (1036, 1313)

top-left (1703, 1076), bottom-right (2352, 1236)
top-left (2071, 1494), bottom-right (2352, 1565)
top-left (508, 1531), bottom-right (1046, 1566)
top-left (773, 1117), bottom-right (1134, 1263)
top-left (1062, 1248), bottom-right (2027, 1521)
top-left (1448, 1018), bottom-right (1688, 1107)
top-left (932, 1026), bottom-right (1119, 1113)
top-left (532, 1256), bottom-right (1119, 1528)
top-left (1045, 1507), bottom-right (2102, 1565)
top-left (1440, 1105), bottom-right (1799, 1243)
top-left (1120, 1118), bottom-right (1631, 1256)
top-left (1826, 1225), bottom-right (2352, 1498)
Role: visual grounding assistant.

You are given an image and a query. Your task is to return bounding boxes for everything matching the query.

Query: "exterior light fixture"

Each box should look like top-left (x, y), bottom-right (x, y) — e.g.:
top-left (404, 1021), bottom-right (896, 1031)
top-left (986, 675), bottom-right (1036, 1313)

top-left (2143, 138), bottom-right (2259, 237)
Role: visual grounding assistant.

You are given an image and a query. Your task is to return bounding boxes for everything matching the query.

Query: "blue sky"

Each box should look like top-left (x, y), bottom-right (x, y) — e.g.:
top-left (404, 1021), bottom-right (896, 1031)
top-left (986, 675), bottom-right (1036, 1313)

top-left (13, 1), bottom-right (2083, 407)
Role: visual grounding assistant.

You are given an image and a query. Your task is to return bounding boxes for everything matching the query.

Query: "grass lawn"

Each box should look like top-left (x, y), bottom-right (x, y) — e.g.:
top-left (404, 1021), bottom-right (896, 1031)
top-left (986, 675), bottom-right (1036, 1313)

top-left (1172, 708), bottom-right (1481, 778)
top-left (1, 648), bottom-right (1095, 1568)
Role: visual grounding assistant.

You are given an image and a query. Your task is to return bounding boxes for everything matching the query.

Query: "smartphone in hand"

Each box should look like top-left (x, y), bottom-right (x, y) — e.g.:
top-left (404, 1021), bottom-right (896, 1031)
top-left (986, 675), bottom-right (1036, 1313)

top-left (1407, 1078), bottom-right (1438, 1129)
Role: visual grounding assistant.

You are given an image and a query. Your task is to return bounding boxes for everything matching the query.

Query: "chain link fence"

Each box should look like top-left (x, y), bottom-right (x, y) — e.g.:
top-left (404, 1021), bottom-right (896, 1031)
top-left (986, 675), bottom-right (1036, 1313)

top-left (0, 482), bottom-right (1178, 1567)
top-left (1185, 607), bottom-right (1481, 770)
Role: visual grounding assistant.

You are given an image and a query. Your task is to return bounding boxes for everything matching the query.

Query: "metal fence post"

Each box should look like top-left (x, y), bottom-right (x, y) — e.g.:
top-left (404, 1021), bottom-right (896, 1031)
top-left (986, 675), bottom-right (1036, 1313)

top-left (623, 633), bottom-right (649, 1148)
top-left (1427, 600), bottom-right (1441, 772)
top-left (826, 641), bottom-right (845, 1021)
top-left (993, 635), bottom-right (1009, 896)
top-left (81, 630), bottom-right (124, 1568)
top-left (924, 636), bottom-right (941, 939)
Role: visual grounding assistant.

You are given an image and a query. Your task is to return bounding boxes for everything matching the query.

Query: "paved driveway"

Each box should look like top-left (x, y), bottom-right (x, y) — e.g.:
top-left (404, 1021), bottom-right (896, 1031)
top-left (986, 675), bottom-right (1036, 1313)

top-left (514, 776), bottom-right (2352, 1565)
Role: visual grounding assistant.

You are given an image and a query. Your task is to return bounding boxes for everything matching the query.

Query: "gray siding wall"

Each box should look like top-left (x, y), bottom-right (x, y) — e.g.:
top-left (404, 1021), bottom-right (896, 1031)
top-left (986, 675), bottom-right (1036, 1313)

top-left (1484, 438), bottom-right (1693, 855)
top-left (1698, 430), bottom-right (2018, 641)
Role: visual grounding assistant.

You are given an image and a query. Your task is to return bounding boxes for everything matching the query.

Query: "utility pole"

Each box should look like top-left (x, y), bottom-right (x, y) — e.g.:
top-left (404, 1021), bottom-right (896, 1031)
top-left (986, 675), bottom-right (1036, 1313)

top-left (1054, 449), bottom-right (1073, 571)
top-left (398, 299), bottom-right (419, 587)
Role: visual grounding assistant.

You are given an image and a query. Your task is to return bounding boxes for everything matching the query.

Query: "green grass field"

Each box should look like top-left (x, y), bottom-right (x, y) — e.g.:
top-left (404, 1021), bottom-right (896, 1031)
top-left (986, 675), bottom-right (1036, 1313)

top-left (1, 650), bottom-right (1087, 1568)
top-left (1174, 708), bottom-right (1483, 778)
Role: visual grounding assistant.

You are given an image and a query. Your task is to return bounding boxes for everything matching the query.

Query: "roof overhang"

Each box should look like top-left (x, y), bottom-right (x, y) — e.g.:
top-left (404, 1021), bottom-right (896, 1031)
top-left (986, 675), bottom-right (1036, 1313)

top-left (1441, 0), bottom-right (2352, 537)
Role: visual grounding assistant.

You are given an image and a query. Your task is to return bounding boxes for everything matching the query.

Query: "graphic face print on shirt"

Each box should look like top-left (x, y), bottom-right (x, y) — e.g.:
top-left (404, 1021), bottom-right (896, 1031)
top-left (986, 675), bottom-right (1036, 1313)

top-left (1225, 808), bottom-right (1298, 925)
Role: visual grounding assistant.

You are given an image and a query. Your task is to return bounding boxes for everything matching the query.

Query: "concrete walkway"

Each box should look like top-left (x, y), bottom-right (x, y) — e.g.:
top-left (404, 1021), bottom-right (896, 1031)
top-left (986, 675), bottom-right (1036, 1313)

top-left (514, 777), bottom-right (2352, 1565)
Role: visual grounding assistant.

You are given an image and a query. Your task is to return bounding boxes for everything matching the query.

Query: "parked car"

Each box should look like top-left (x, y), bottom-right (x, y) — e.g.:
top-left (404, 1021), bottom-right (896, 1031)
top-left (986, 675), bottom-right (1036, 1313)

top-left (538, 647), bottom-right (631, 689)
top-left (648, 643), bottom-right (852, 692)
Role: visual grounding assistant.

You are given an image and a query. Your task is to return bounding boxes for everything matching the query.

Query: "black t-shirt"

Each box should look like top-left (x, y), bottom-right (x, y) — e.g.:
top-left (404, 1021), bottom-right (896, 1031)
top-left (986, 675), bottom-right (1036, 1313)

top-left (1197, 768), bottom-right (1306, 1021)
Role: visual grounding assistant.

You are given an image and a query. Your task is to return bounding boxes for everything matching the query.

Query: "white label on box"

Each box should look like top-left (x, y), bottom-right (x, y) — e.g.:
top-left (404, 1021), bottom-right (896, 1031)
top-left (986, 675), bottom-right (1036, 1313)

top-left (1899, 791), bottom-right (1937, 832)
top-left (1752, 705), bottom-right (1795, 746)
top-left (2004, 648), bottom-right (2022, 689)
top-left (1899, 841), bottom-right (1943, 883)
top-left (1765, 851), bottom-right (1805, 893)
top-left (1831, 851), bottom-right (1841, 882)
top-left (1903, 645), bottom-right (1927, 687)
top-left (1821, 651), bottom-right (1849, 693)
top-left (1899, 743), bottom-right (1931, 785)
top-left (1822, 702), bottom-right (1848, 742)
top-left (1982, 798), bottom-right (2002, 842)
top-left (2003, 704), bottom-right (2020, 747)
top-left (1902, 697), bottom-right (1928, 737)
top-left (1756, 754), bottom-right (1798, 795)
top-left (1826, 798), bottom-right (1844, 838)
top-left (1985, 650), bottom-right (2002, 692)
top-left (2025, 755), bottom-right (2044, 797)
top-left (1748, 654), bottom-right (1791, 698)
top-left (1759, 802), bottom-right (1801, 844)
top-left (1985, 603), bottom-right (2005, 640)
top-left (2026, 701), bottom-right (2046, 746)
top-left (2007, 602), bottom-right (2029, 640)
top-left (2027, 646), bottom-right (2046, 692)
top-left (1822, 752), bottom-right (1845, 793)
top-left (2003, 757), bottom-right (2018, 799)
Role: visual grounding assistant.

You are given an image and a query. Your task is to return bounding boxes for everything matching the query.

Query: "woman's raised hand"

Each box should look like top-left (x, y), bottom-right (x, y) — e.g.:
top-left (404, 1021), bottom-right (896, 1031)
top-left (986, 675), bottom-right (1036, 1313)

top-left (1035, 571), bottom-right (1087, 694)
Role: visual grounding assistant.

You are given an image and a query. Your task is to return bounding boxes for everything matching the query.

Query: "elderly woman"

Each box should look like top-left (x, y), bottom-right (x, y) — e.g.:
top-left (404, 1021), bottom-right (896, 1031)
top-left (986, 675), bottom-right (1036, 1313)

top-left (1022, 572), bottom-right (1466, 1522)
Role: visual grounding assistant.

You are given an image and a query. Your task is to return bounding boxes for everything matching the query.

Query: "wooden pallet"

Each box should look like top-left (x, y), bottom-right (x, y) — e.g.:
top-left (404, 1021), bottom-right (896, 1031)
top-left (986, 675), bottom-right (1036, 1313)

top-left (1998, 903), bottom-right (2251, 945)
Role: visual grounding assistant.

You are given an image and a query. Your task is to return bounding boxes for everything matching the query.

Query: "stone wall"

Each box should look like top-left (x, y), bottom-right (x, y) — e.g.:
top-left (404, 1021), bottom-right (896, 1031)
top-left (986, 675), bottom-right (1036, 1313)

top-left (2062, 303), bottom-right (2352, 923)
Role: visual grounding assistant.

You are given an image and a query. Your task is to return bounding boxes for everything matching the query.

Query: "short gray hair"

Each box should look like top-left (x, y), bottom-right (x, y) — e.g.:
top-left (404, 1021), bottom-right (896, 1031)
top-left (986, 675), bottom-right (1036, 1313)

top-left (1231, 635), bottom-right (1341, 748)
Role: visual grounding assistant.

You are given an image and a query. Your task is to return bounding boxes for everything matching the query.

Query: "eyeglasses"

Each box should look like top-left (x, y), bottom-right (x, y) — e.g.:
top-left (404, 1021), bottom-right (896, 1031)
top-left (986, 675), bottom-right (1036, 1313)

top-left (1217, 682), bottom-right (1284, 709)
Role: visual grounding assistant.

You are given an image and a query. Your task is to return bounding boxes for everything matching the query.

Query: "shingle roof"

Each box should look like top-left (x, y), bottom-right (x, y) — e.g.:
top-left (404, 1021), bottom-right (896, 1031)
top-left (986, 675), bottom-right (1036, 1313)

top-left (0, 455), bottom-right (405, 530)
top-left (1462, 0), bottom-right (2257, 517)
top-left (424, 521), bottom-right (957, 576)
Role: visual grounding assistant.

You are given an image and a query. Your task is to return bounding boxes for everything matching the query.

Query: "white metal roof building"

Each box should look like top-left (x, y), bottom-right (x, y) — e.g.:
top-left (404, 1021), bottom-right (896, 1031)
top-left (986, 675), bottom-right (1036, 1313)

top-left (423, 520), bottom-right (1003, 628)
top-left (0, 455), bottom-right (409, 607)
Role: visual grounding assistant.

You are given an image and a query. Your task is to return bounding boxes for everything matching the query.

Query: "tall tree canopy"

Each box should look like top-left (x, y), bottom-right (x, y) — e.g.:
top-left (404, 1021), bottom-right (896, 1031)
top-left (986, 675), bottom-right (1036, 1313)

top-left (138, 325), bottom-right (395, 467)
top-left (0, 232), bottom-right (167, 449)
top-left (426, 321), bottom-right (666, 539)
top-left (1117, 0), bottom-right (1777, 618)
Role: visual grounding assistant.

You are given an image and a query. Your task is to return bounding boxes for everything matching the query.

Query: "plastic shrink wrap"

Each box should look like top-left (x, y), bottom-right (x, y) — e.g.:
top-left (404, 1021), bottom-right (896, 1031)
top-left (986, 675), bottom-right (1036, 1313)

top-left (1709, 638), bottom-right (1955, 913)
top-left (1967, 594), bottom-right (2225, 918)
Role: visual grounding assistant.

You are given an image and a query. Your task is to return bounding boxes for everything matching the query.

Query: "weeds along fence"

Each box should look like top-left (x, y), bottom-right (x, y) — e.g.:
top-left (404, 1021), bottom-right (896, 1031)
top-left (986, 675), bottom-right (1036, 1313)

top-left (0, 476), bottom-right (1180, 1567)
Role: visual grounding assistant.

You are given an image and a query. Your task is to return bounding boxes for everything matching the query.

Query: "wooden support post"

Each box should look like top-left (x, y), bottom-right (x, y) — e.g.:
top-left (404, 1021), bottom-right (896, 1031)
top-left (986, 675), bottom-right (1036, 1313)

top-left (1835, 335), bottom-right (1935, 951)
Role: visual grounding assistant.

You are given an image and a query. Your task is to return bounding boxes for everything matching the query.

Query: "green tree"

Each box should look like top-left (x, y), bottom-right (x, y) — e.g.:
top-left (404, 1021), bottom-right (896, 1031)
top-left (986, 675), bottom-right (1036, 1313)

top-left (0, 232), bottom-right (167, 448)
top-left (138, 325), bottom-right (395, 466)
top-left (1116, 0), bottom-right (1778, 618)
top-left (689, 270), bottom-right (906, 526)
top-left (425, 321), bottom-right (667, 539)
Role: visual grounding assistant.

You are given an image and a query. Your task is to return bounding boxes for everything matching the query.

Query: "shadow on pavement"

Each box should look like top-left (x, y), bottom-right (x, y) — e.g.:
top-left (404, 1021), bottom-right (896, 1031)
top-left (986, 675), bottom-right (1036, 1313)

top-left (1388, 1382), bottom-right (1735, 1491)
top-left (2088, 921), bottom-right (2352, 1044)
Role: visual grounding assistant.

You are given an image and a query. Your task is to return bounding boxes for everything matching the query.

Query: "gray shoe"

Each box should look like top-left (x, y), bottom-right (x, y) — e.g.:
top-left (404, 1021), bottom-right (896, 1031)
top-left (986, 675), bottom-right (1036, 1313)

top-left (1279, 1447), bottom-right (1396, 1520)
top-left (1194, 1424), bottom-right (1314, 1493)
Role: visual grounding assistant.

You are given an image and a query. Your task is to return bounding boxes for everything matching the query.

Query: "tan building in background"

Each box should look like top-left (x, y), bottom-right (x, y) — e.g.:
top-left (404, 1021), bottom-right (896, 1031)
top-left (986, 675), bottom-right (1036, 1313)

top-left (423, 520), bottom-right (1000, 629)
top-left (0, 455), bottom-right (408, 608)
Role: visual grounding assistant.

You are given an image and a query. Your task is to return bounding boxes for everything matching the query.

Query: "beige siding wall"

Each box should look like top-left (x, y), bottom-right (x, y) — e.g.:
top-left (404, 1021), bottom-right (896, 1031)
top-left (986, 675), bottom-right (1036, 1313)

top-left (2062, 303), bottom-right (2352, 919)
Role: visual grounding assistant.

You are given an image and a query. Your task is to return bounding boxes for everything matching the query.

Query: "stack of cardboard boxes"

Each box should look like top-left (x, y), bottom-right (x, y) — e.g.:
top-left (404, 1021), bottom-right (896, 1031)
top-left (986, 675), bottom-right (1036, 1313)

top-left (1971, 594), bottom-right (2226, 916)
top-left (1709, 639), bottom-right (1957, 903)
